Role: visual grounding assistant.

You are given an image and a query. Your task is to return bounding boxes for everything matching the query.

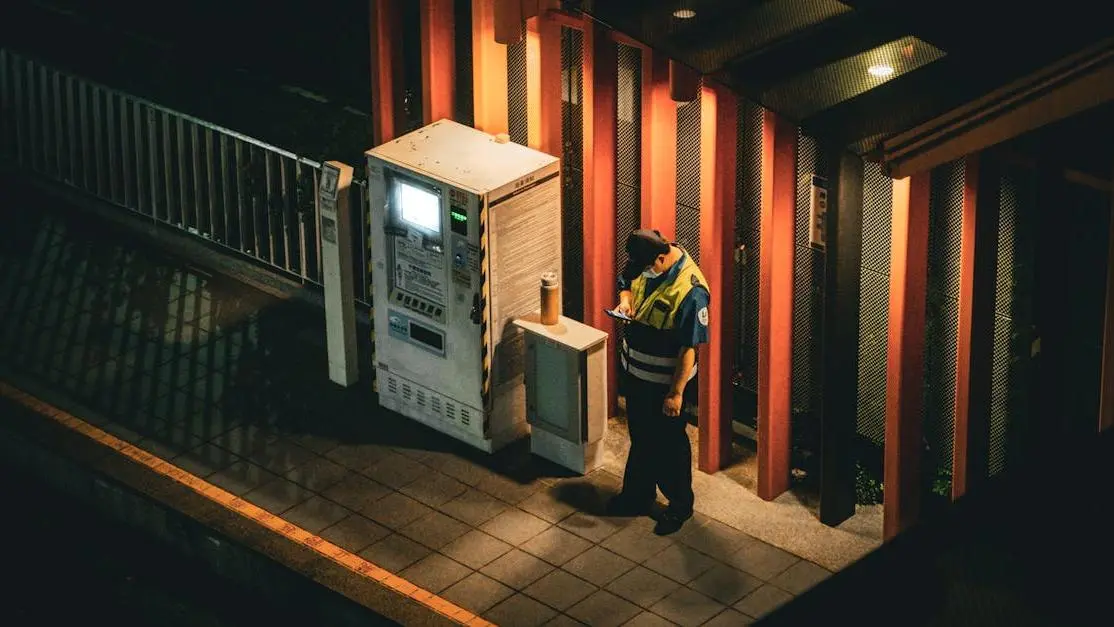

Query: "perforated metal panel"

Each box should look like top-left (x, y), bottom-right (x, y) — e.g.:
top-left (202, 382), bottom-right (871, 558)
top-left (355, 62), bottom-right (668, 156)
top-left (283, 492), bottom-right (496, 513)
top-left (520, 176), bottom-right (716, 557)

top-left (675, 95), bottom-right (701, 263)
top-left (856, 161), bottom-right (893, 446)
top-left (615, 44), bottom-right (641, 274)
top-left (924, 158), bottom-right (965, 474)
top-left (507, 22), bottom-right (528, 146)
top-left (561, 26), bottom-right (584, 321)
top-left (452, 0), bottom-right (474, 126)
top-left (736, 100), bottom-right (763, 395)
top-left (792, 131), bottom-right (822, 413)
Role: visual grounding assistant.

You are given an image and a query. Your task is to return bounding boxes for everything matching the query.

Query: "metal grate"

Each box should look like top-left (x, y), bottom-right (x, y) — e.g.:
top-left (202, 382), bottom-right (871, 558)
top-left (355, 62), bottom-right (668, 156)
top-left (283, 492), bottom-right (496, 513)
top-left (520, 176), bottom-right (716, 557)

top-left (507, 22), bottom-right (528, 146)
top-left (856, 161), bottom-right (893, 446)
top-left (615, 44), bottom-right (641, 274)
top-left (923, 158), bottom-right (965, 475)
top-left (453, 0), bottom-right (474, 126)
top-left (561, 26), bottom-right (585, 321)
top-left (791, 130), bottom-right (821, 413)
top-left (675, 93), bottom-right (701, 263)
top-left (736, 99), bottom-right (763, 397)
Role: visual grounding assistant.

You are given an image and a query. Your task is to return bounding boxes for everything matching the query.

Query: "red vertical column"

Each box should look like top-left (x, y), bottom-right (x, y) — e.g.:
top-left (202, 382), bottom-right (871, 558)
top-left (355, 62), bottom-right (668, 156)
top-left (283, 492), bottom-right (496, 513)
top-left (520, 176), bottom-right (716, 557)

top-left (420, 0), bottom-right (455, 125)
top-left (952, 153), bottom-right (1000, 499)
top-left (757, 110), bottom-right (796, 501)
top-left (696, 82), bottom-right (737, 473)
top-left (640, 50), bottom-right (676, 237)
top-left (885, 172), bottom-right (932, 540)
top-left (473, 0), bottom-right (509, 135)
top-left (525, 11), bottom-right (561, 157)
top-left (369, 0), bottom-right (403, 145)
top-left (582, 21), bottom-right (617, 348)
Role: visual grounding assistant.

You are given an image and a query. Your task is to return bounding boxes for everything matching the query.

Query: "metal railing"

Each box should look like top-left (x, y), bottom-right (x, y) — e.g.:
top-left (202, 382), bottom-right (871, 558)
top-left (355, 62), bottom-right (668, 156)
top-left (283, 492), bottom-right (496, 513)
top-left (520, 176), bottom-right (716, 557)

top-left (0, 48), bottom-right (373, 307)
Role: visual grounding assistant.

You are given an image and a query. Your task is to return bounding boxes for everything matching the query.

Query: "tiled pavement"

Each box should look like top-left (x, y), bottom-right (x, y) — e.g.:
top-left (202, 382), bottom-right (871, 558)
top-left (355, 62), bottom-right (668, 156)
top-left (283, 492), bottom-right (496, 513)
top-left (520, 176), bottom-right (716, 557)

top-left (0, 195), bottom-right (834, 625)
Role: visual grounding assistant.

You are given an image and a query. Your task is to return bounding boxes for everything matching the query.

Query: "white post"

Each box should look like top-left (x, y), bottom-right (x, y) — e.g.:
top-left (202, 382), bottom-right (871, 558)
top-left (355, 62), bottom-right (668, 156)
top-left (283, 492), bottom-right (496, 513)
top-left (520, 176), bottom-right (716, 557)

top-left (319, 161), bottom-right (359, 386)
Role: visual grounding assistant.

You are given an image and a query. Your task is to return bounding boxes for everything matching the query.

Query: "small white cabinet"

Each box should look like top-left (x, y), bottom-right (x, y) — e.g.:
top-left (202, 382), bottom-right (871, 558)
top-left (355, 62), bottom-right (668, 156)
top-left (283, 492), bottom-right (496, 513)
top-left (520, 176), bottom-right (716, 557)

top-left (514, 314), bottom-right (608, 475)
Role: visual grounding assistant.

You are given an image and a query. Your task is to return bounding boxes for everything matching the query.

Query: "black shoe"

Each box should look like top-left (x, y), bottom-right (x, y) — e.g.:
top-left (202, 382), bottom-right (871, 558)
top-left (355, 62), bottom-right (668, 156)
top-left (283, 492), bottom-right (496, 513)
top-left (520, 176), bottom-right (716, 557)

top-left (605, 494), bottom-right (654, 517)
top-left (653, 508), bottom-right (693, 536)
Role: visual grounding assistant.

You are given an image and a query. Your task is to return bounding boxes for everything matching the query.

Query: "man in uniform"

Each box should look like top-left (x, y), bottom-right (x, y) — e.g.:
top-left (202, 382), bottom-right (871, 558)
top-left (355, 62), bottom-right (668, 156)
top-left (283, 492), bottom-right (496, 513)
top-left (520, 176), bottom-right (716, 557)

top-left (609, 228), bottom-right (710, 535)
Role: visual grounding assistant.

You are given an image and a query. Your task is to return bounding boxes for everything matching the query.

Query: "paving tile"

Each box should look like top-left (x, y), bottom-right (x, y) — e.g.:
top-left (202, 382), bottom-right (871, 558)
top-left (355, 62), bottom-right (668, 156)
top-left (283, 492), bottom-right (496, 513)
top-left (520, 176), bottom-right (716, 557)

top-left (542, 615), bottom-right (586, 627)
top-left (674, 517), bottom-right (751, 557)
top-left (363, 492), bottom-right (434, 530)
top-left (481, 549), bottom-right (555, 589)
top-left (557, 512), bottom-right (625, 543)
top-left (319, 514), bottom-right (391, 554)
top-left (523, 570), bottom-right (597, 611)
top-left (620, 612), bottom-right (675, 626)
top-left (601, 524), bottom-right (675, 563)
top-left (483, 593), bottom-right (558, 627)
top-left (325, 442), bottom-right (396, 471)
top-left (360, 534), bottom-right (432, 572)
top-left (439, 488), bottom-right (509, 526)
top-left (242, 437), bottom-right (318, 474)
top-left (441, 530), bottom-right (513, 569)
top-left (605, 566), bottom-right (681, 608)
top-left (521, 526), bottom-right (592, 566)
top-left (398, 471), bottom-right (468, 507)
top-left (441, 572), bottom-right (515, 615)
top-left (566, 590), bottom-right (641, 627)
top-left (480, 509), bottom-right (552, 546)
top-left (363, 452), bottom-right (428, 489)
top-left (475, 472), bottom-right (541, 505)
top-left (283, 455), bottom-right (351, 492)
top-left (281, 496), bottom-right (351, 533)
top-left (518, 489), bottom-right (577, 523)
top-left (286, 431), bottom-right (342, 455)
top-left (398, 553), bottom-right (473, 593)
top-left (562, 546), bottom-right (637, 587)
top-left (174, 442), bottom-right (240, 478)
top-left (733, 584), bottom-right (793, 620)
top-left (767, 560), bottom-right (832, 595)
top-left (701, 609), bottom-right (753, 626)
top-left (399, 511), bottom-right (472, 550)
top-left (642, 544), bottom-right (718, 585)
top-left (686, 564), bottom-right (763, 606)
top-left (648, 587), bottom-right (725, 627)
top-left (322, 473), bottom-right (391, 513)
top-left (206, 460), bottom-right (279, 496)
top-left (720, 536), bottom-right (799, 581)
top-left (437, 455), bottom-right (497, 486)
top-left (244, 476), bottom-right (316, 515)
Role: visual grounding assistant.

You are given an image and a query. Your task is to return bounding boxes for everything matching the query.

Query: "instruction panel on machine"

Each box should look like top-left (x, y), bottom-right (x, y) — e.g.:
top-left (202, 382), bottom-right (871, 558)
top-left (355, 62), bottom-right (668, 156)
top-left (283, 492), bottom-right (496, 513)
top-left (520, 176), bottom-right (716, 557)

top-left (393, 233), bottom-right (446, 305)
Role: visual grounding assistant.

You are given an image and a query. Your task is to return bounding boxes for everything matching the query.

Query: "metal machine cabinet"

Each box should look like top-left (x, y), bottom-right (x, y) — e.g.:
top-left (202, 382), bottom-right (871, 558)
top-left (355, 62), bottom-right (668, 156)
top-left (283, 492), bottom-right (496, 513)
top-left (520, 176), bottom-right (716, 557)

top-left (515, 315), bottom-right (608, 474)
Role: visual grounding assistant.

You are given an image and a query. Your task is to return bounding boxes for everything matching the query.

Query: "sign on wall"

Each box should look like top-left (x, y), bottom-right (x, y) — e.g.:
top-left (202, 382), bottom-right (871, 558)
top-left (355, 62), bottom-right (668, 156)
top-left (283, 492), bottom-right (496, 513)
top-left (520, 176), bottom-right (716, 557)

top-left (809, 174), bottom-right (828, 251)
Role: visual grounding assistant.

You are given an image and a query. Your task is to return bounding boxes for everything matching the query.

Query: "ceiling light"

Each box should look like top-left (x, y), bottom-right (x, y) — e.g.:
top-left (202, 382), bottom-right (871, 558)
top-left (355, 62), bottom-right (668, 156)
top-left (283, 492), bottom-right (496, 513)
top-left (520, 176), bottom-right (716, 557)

top-left (867, 64), bottom-right (895, 78)
top-left (673, 9), bottom-right (696, 19)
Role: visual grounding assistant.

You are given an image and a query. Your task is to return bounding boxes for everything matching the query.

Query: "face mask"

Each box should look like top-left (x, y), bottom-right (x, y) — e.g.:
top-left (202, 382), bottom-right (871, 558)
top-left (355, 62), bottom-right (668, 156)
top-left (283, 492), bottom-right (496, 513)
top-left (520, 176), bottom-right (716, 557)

top-left (641, 268), bottom-right (662, 279)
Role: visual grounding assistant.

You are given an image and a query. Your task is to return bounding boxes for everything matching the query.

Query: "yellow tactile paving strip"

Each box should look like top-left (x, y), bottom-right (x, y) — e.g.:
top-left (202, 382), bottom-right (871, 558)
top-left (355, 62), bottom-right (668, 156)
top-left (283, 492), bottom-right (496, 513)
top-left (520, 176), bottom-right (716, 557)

top-left (0, 381), bottom-right (497, 627)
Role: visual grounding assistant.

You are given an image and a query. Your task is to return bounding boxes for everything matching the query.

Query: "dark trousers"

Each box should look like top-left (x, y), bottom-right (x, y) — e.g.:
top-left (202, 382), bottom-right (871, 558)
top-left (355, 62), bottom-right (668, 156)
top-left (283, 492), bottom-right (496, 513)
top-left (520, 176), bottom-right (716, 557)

top-left (620, 377), bottom-right (694, 513)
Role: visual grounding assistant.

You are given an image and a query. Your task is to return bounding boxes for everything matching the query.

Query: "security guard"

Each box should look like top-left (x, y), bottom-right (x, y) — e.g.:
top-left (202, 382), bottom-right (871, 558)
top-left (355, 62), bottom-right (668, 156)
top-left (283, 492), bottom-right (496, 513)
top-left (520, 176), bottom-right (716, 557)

top-left (609, 229), bottom-right (710, 535)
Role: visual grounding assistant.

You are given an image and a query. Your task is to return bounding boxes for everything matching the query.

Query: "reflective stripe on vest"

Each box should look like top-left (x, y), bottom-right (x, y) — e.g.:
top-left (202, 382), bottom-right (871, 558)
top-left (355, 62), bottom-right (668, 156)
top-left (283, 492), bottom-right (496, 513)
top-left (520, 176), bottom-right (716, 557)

top-left (620, 339), bottom-right (698, 385)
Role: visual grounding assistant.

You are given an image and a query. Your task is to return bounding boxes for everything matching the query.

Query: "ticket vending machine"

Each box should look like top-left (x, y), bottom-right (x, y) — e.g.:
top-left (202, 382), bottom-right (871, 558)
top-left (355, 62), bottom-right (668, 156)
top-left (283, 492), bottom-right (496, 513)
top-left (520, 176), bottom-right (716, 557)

top-left (367, 120), bottom-right (562, 452)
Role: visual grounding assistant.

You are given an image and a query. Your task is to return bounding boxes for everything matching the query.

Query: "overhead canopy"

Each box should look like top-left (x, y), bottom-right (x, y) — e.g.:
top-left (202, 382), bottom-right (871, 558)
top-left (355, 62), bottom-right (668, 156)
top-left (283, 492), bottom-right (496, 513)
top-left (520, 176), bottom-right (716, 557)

top-left (574, 0), bottom-right (1114, 175)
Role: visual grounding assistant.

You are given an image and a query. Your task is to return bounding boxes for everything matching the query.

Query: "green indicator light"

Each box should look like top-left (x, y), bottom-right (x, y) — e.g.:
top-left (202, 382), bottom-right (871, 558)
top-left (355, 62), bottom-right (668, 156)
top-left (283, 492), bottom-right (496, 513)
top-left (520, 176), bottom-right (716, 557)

top-left (450, 210), bottom-right (467, 222)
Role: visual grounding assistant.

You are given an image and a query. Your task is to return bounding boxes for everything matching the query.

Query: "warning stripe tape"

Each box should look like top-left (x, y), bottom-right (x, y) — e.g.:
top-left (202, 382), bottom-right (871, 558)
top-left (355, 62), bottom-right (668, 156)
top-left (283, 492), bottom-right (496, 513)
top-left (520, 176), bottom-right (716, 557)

top-left (366, 185), bottom-right (377, 393)
top-left (479, 204), bottom-right (491, 410)
top-left (0, 381), bottom-right (496, 627)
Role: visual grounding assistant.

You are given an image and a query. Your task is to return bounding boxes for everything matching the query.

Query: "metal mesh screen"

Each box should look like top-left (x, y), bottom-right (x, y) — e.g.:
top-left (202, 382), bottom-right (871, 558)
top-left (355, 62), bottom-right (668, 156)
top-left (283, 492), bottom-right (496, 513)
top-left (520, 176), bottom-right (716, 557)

top-left (792, 131), bottom-right (822, 414)
top-left (856, 161), bottom-right (893, 446)
top-left (399, 0), bottom-right (423, 133)
top-left (675, 93), bottom-right (701, 263)
top-left (561, 26), bottom-right (584, 321)
top-left (924, 158), bottom-right (965, 476)
top-left (452, 0), bottom-right (474, 126)
top-left (615, 44), bottom-right (641, 273)
top-left (736, 100), bottom-right (763, 397)
top-left (507, 22), bottom-right (528, 146)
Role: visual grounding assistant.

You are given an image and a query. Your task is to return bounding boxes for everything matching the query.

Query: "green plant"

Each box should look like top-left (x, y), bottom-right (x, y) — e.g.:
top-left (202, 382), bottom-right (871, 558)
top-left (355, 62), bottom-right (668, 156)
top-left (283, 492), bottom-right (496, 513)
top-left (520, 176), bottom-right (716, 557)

top-left (854, 462), bottom-right (883, 505)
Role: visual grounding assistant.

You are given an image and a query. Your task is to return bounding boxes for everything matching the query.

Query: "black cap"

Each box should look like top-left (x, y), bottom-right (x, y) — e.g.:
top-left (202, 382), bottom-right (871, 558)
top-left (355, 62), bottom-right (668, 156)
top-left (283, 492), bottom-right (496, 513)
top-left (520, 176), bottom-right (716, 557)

top-left (625, 229), bottom-right (670, 268)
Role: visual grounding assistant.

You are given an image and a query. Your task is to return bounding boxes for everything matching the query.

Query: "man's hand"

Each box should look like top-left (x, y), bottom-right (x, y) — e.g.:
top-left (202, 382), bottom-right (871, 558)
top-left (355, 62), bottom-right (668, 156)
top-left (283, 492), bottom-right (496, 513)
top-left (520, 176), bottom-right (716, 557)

top-left (663, 393), bottom-right (683, 417)
top-left (615, 290), bottom-right (633, 316)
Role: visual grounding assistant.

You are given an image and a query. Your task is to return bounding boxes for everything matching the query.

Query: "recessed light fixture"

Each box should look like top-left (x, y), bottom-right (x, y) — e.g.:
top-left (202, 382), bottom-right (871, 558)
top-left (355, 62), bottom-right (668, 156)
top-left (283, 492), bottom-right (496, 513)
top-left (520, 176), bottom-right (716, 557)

top-left (673, 9), bottom-right (696, 19)
top-left (867, 64), bottom-right (895, 78)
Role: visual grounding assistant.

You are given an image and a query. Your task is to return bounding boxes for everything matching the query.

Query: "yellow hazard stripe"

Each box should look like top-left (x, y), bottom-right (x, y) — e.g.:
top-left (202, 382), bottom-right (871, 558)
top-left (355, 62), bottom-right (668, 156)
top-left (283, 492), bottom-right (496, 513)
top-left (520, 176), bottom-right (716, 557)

top-left (479, 204), bottom-right (491, 410)
top-left (0, 381), bottom-right (495, 627)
